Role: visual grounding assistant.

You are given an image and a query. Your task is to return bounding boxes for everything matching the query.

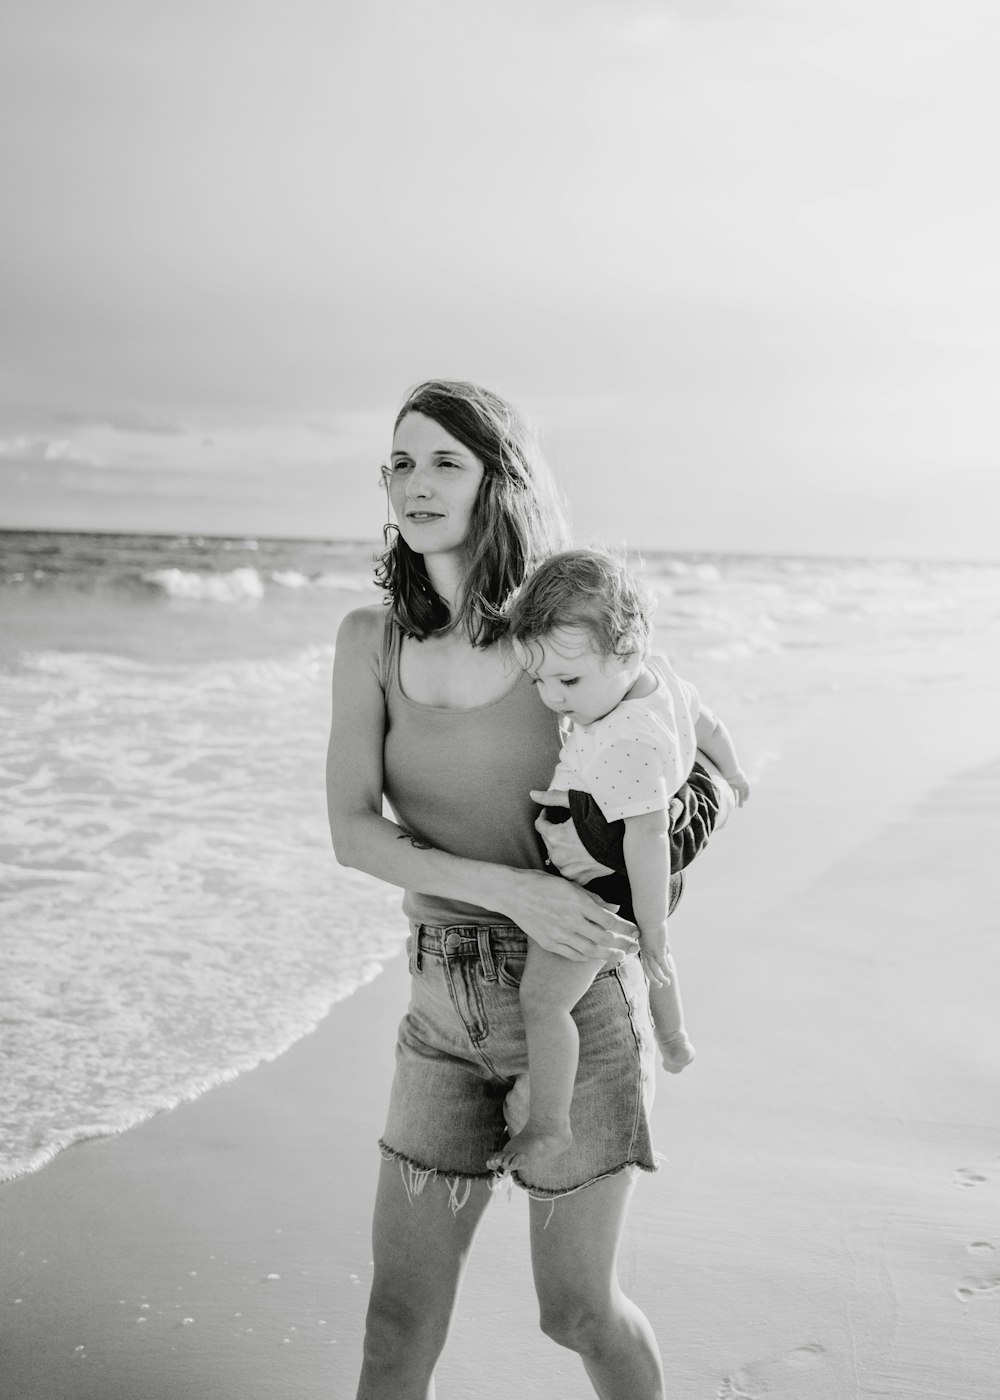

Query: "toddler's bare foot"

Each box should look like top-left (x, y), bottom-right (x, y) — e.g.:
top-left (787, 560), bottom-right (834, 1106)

top-left (487, 1121), bottom-right (572, 1177)
top-left (658, 1033), bottom-right (696, 1073)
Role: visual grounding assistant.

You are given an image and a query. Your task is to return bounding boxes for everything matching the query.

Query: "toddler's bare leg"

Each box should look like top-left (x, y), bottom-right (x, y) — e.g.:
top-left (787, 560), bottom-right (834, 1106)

top-left (487, 944), bottom-right (605, 1178)
top-left (646, 953), bottom-right (696, 1073)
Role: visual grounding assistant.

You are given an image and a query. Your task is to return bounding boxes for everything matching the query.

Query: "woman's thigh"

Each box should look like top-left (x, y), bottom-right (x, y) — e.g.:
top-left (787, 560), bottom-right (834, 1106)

top-left (528, 1170), bottom-right (637, 1311)
top-left (369, 1156), bottom-right (493, 1309)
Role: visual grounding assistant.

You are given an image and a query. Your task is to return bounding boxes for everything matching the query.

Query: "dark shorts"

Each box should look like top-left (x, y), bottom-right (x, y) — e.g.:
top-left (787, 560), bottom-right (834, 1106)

top-left (550, 758), bottom-right (724, 923)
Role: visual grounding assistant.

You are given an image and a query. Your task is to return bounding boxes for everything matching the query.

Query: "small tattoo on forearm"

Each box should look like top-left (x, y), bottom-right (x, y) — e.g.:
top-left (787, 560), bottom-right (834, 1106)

top-left (397, 828), bottom-right (437, 852)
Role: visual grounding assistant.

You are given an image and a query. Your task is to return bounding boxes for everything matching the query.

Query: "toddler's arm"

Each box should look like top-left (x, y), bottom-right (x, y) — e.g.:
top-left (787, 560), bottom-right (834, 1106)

top-left (694, 706), bottom-right (751, 806)
top-left (622, 806), bottom-right (673, 987)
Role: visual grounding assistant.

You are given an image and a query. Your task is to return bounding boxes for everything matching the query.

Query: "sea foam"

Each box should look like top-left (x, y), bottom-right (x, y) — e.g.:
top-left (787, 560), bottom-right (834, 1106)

top-left (144, 566), bottom-right (266, 602)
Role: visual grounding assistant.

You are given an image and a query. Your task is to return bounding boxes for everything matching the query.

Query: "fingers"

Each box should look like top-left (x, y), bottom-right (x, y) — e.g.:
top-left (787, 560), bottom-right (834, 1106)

top-left (529, 788), bottom-right (571, 807)
top-left (587, 907), bottom-right (639, 944)
top-left (515, 872), bottom-right (638, 960)
top-left (644, 958), bottom-right (673, 989)
top-left (581, 906), bottom-right (639, 953)
top-left (583, 893), bottom-right (628, 922)
top-left (534, 928), bottom-right (624, 961)
top-left (538, 927), bottom-right (636, 961)
top-left (554, 940), bottom-right (606, 962)
top-left (581, 929), bottom-right (637, 958)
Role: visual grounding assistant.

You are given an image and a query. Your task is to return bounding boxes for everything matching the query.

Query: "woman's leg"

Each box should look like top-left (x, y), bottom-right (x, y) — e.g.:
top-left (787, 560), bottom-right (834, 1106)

top-left (357, 1156), bottom-right (493, 1400)
top-left (530, 1172), bottom-right (665, 1400)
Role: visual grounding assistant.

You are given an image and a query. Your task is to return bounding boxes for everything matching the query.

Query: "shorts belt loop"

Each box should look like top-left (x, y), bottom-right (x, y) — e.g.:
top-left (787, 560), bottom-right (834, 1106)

top-left (409, 923), bottom-right (423, 974)
top-left (477, 927), bottom-right (497, 982)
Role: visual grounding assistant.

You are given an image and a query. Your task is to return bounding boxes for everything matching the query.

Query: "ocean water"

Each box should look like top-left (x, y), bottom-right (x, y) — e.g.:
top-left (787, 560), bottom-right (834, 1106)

top-left (2, 529), bottom-right (999, 1182)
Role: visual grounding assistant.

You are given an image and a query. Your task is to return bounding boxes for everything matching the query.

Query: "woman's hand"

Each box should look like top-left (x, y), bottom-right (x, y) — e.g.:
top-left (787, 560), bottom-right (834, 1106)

top-left (527, 787), bottom-right (570, 807)
top-left (501, 868), bottom-right (638, 961)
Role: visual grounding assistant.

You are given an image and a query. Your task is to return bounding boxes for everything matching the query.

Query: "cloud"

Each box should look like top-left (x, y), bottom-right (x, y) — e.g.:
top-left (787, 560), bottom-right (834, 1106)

top-left (47, 410), bottom-right (189, 437)
top-left (0, 435), bottom-right (105, 468)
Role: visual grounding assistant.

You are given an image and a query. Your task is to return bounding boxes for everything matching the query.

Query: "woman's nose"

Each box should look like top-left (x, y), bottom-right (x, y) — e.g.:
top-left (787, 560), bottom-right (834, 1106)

top-left (405, 464), bottom-right (433, 497)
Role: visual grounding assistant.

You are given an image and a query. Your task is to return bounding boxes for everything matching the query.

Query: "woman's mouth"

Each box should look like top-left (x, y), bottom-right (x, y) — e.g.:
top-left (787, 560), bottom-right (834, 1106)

top-left (405, 511), bottom-right (444, 522)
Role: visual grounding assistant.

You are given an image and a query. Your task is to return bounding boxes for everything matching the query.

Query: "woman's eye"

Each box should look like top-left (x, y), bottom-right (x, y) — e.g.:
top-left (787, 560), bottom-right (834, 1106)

top-left (390, 461), bottom-right (413, 473)
top-left (438, 459), bottom-right (461, 470)
top-left (563, 679), bottom-right (579, 688)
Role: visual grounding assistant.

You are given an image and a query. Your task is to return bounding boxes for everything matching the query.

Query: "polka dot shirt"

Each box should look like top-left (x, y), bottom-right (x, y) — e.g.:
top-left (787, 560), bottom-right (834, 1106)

top-left (552, 654), bottom-right (701, 823)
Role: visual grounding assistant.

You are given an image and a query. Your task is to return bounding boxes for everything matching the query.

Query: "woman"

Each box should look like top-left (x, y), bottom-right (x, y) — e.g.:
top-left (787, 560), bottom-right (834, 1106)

top-left (326, 380), bottom-right (666, 1399)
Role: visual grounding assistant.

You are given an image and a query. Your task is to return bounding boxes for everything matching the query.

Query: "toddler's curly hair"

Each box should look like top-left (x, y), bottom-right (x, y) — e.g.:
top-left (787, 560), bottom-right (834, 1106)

top-left (504, 548), bottom-right (653, 664)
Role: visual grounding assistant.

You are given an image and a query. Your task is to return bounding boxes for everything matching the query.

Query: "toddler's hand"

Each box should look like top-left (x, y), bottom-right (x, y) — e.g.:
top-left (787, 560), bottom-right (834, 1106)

top-left (726, 769), bottom-right (751, 806)
top-left (639, 923), bottom-right (673, 989)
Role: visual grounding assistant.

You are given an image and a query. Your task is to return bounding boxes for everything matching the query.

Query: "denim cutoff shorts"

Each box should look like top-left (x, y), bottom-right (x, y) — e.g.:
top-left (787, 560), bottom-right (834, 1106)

top-left (378, 923), bottom-right (659, 1200)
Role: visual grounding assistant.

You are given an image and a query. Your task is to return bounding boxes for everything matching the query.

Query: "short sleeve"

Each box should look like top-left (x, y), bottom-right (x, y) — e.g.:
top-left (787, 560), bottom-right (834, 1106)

top-left (550, 753), bottom-right (580, 792)
top-left (550, 724), bottom-right (584, 792)
top-left (586, 736), bottom-right (675, 823)
top-left (677, 674), bottom-right (700, 723)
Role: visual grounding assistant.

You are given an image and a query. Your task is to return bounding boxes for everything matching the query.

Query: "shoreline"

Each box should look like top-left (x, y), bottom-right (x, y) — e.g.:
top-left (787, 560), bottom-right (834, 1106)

top-left (3, 688), bottom-right (1000, 1396)
top-left (0, 962), bottom-right (393, 1189)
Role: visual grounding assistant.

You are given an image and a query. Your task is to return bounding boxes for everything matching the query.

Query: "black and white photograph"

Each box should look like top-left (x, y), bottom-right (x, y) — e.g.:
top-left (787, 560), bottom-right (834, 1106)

top-left (1, 3), bottom-right (998, 1397)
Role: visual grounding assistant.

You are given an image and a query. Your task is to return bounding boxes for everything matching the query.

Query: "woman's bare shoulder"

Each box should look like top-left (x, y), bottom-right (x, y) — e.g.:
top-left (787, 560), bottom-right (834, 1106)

top-left (337, 602), bottom-right (387, 640)
top-left (333, 604), bottom-right (388, 675)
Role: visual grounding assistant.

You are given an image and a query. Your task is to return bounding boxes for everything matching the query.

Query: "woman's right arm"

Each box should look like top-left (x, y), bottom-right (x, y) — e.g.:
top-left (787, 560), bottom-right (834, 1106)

top-left (325, 608), bottom-right (637, 960)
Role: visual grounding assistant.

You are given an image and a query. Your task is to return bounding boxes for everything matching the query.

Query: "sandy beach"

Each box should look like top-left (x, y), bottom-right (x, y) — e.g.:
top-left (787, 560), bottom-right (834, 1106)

top-left (3, 671), bottom-right (999, 1400)
top-left (5, 0), bottom-right (1000, 1391)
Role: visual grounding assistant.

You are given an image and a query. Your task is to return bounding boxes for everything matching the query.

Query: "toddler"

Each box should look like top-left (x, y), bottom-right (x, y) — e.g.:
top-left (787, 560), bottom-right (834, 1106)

top-left (488, 549), bottom-right (750, 1179)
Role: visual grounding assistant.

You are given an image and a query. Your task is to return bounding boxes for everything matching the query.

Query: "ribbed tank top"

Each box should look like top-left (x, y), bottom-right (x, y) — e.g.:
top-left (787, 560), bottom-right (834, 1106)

top-left (380, 614), bottom-right (561, 926)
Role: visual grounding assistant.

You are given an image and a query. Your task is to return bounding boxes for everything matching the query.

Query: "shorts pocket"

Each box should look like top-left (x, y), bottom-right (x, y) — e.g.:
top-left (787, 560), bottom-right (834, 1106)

top-left (495, 952), bottom-right (526, 989)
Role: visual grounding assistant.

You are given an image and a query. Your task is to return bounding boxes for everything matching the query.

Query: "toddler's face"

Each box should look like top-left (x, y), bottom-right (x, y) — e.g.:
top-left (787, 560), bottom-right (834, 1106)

top-left (514, 626), bottom-right (644, 727)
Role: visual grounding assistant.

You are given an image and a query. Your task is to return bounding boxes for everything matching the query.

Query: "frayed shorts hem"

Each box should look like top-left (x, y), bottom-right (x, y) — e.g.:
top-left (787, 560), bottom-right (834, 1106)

top-left (509, 1155), bottom-right (661, 1200)
top-left (379, 1139), bottom-right (662, 1215)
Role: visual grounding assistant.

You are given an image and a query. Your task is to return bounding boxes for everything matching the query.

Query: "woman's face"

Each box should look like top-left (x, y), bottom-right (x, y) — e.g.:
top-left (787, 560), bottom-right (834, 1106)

top-left (387, 412), bottom-right (486, 558)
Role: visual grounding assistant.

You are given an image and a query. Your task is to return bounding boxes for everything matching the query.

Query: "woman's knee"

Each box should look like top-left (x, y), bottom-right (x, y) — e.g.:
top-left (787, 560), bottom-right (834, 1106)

top-left (537, 1293), bottom-right (616, 1354)
top-left (364, 1281), bottom-right (451, 1365)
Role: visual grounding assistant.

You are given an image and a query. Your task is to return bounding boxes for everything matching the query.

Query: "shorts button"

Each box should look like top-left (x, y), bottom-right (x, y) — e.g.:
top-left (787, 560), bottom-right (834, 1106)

top-left (444, 931), bottom-right (462, 952)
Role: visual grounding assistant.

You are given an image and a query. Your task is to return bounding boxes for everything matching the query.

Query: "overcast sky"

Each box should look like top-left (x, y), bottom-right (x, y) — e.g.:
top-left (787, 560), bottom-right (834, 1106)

top-left (1, 0), bottom-right (998, 559)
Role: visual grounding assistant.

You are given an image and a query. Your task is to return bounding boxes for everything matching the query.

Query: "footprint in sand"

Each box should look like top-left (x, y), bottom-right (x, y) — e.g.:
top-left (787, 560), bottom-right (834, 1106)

top-left (956, 1275), bottom-right (1000, 1301)
top-left (717, 1342), bottom-right (827, 1399)
top-left (953, 1167), bottom-right (988, 1188)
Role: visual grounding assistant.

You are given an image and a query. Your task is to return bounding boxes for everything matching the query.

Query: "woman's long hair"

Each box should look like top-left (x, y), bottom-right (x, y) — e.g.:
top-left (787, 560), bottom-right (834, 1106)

top-left (375, 380), bottom-right (569, 647)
